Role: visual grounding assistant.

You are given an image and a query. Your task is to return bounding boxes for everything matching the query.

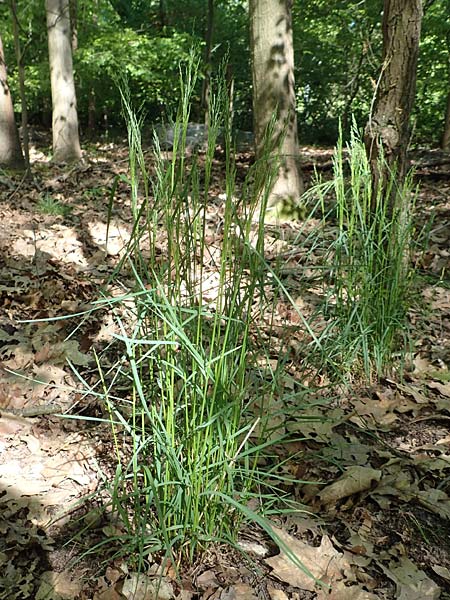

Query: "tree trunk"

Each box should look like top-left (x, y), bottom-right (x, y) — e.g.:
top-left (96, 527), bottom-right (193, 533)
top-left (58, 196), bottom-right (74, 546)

top-left (10, 0), bottom-right (30, 174)
top-left (441, 85), bottom-right (450, 151)
top-left (46, 0), bottom-right (82, 162)
top-left (364, 0), bottom-right (422, 209)
top-left (201, 0), bottom-right (214, 128)
top-left (159, 0), bottom-right (167, 27)
top-left (0, 33), bottom-right (24, 169)
top-left (88, 88), bottom-right (96, 131)
top-left (249, 0), bottom-right (303, 216)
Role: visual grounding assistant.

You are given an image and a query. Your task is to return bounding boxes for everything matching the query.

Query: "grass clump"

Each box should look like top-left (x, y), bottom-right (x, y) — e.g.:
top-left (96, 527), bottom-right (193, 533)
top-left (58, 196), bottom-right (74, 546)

top-left (316, 126), bottom-right (416, 380)
top-left (84, 59), bottom-right (316, 577)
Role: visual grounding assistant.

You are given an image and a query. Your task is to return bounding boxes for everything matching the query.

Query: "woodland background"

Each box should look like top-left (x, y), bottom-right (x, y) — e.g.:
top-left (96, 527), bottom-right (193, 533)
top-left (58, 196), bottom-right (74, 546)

top-left (1, 0), bottom-right (450, 146)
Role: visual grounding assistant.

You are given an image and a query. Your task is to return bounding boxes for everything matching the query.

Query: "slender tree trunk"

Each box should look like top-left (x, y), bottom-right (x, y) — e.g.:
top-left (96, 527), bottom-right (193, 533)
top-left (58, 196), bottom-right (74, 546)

top-left (0, 33), bottom-right (24, 169)
top-left (87, 2), bottom-right (98, 132)
top-left (10, 0), bottom-right (30, 174)
top-left (249, 0), bottom-right (303, 215)
top-left (441, 85), bottom-right (450, 151)
top-left (46, 0), bottom-right (82, 162)
top-left (364, 0), bottom-right (422, 210)
top-left (88, 88), bottom-right (96, 131)
top-left (202, 0), bottom-right (214, 128)
top-left (159, 0), bottom-right (167, 27)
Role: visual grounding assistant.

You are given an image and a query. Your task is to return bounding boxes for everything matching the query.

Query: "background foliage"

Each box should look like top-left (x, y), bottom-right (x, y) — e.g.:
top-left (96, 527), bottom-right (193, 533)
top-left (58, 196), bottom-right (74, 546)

top-left (1, 0), bottom-right (449, 144)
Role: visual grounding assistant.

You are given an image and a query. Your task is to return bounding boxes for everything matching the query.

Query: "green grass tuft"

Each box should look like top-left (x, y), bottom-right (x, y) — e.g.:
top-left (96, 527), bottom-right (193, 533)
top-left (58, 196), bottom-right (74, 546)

top-left (82, 56), bottom-right (318, 575)
top-left (37, 193), bottom-right (72, 217)
top-left (315, 125), bottom-right (416, 380)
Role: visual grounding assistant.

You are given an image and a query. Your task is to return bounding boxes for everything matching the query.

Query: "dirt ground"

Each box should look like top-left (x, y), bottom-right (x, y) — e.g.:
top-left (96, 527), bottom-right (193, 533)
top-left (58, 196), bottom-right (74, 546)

top-left (0, 136), bottom-right (449, 599)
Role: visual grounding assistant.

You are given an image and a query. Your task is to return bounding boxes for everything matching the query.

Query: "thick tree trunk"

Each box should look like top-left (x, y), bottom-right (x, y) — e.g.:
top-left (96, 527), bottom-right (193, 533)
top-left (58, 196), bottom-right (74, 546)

top-left (46, 0), bottom-right (82, 162)
top-left (0, 33), bottom-right (24, 169)
top-left (364, 0), bottom-right (422, 209)
top-left (441, 86), bottom-right (450, 151)
top-left (249, 0), bottom-right (303, 215)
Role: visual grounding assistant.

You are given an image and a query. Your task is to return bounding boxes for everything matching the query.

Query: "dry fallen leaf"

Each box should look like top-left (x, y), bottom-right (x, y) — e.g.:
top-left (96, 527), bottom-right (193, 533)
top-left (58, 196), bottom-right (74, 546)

top-left (265, 527), bottom-right (351, 592)
top-left (427, 380), bottom-right (450, 398)
top-left (267, 587), bottom-right (289, 600)
top-left (196, 569), bottom-right (220, 590)
top-left (93, 586), bottom-right (124, 600)
top-left (237, 538), bottom-right (270, 557)
top-left (317, 466), bottom-right (382, 506)
top-left (380, 557), bottom-right (441, 599)
top-left (431, 564), bottom-right (450, 582)
top-left (349, 394), bottom-right (400, 428)
top-left (416, 487), bottom-right (450, 520)
top-left (22, 433), bottom-right (41, 453)
top-left (121, 574), bottom-right (173, 600)
top-left (392, 381), bottom-right (431, 405)
top-left (220, 584), bottom-right (258, 599)
top-left (316, 579), bottom-right (379, 599)
top-left (285, 407), bottom-right (345, 441)
top-left (36, 570), bottom-right (82, 600)
top-left (0, 413), bottom-right (31, 436)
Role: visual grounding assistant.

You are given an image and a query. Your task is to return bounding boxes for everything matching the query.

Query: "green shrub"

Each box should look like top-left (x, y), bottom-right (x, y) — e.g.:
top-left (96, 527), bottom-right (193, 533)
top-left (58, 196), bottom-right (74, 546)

top-left (74, 30), bottom-right (196, 127)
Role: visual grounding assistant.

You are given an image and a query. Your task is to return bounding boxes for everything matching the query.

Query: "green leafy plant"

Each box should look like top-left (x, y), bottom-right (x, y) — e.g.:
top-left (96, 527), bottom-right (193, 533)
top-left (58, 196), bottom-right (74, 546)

top-left (82, 186), bottom-right (104, 200)
top-left (37, 194), bottom-right (72, 217)
top-left (316, 126), bottom-right (416, 380)
top-left (74, 29), bottom-right (195, 125)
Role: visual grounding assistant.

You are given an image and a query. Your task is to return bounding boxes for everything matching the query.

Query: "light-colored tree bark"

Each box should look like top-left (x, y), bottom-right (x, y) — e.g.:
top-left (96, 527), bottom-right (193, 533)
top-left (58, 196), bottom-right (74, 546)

top-left (364, 0), bottom-right (423, 209)
top-left (0, 33), bottom-right (24, 169)
top-left (46, 0), bottom-right (82, 162)
top-left (249, 0), bottom-right (303, 217)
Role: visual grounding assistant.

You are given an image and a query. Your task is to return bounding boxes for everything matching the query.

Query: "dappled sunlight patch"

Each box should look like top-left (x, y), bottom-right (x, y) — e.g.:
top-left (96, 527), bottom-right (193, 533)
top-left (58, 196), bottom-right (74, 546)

top-left (13, 225), bottom-right (89, 268)
top-left (88, 221), bottom-right (132, 257)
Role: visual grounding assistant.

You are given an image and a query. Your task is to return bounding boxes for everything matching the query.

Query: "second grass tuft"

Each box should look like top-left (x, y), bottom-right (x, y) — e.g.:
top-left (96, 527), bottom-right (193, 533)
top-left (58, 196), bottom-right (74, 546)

top-left (316, 126), bottom-right (416, 380)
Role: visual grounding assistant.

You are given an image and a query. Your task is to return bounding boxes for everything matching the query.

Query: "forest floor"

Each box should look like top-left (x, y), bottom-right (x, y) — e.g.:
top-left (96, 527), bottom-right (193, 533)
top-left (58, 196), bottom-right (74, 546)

top-left (0, 135), bottom-right (450, 600)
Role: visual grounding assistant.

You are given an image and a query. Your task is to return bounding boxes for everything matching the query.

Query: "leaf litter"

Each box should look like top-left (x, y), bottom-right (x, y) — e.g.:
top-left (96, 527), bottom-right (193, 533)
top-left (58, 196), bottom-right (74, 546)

top-left (0, 138), bottom-right (449, 598)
